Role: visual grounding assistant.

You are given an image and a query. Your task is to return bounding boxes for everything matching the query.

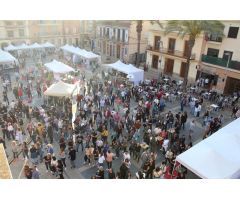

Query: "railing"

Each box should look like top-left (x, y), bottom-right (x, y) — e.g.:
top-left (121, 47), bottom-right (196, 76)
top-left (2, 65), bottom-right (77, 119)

top-left (147, 46), bottom-right (195, 60)
top-left (208, 35), bottom-right (222, 43)
top-left (201, 54), bottom-right (240, 71)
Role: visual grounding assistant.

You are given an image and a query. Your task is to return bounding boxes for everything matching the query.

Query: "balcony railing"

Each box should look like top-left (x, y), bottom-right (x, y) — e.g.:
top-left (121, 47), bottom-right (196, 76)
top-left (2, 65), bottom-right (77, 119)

top-left (201, 54), bottom-right (240, 71)
top-left (147, 46), bottom-right (195, 60)
top-left (208, 35), bottom-right (222, 43)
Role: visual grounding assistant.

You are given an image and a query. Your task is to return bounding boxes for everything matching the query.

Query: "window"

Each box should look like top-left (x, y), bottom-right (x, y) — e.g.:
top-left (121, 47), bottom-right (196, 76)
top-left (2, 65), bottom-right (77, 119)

top-left (117, 29), bottom-right (120, 41)
top-left (113, 28), bottom-right (116, 39)
top-left (19, 29), bottom-right (24, 37)
top-left (122, 29), bottom-right (125, 42)
top-left (125, 47), bottom-right (128, 55)
top-left (100, 27), bottom-right (102, 37)
top-left (40, 27), bottom-right (45, 36)
top-left (154, 36), bottom-right (161, 50)
top-left (106, 28), bottom-right (109, 37)
top-left (209, 34), bottom-right (222, 42)
top-left (110, 44), bottom-right (112, 56)
top-left (17, 21), bottom-right (24, 26)
top-left (73, 28), bottom-right (77, 34)
top-left (7, 31), bottom-right (14, 38)
top-left (107, 43), bottom-right (110, 55)
top-left (223, 51), bottom-right (233, 61)
top-left (112, 45), bottom-right (115, 57)
top-left (65, 27), bottom-right (69, 34)
top-left (228, 27), bottom-right (239, 38)
top-left (168, 38), bottom-right (176, 53)
top-left (207, 48), bottom-right (219, 57)
top-left (5, 21), bottom-right (13, 26)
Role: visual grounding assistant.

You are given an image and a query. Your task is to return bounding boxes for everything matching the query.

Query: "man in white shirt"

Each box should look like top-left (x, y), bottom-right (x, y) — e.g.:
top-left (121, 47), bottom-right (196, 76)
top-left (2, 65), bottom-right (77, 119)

top-left (98, 153), bottom-right (105, 166)
top-left (10, 100), bottom-right (15, 110)
top-left (58, 119), bottom-right (63, 134)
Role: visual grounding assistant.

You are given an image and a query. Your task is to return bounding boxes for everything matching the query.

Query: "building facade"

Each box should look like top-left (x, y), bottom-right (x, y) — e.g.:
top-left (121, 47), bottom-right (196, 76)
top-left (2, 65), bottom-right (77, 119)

top-left (146, 20), bottom-right (240, 94)
top-left (0, 20), bottom-right (30, 48)
top-left (0, 20), bottom-right (92, 48)
top-left (94, 20), bottom-right (151, 63)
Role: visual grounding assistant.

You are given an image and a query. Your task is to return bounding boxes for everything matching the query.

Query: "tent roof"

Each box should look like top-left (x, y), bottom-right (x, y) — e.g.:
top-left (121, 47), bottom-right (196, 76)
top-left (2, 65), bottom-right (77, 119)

top-left (44, 81), bottom-right (77, 97)
top-left (176, 117), bottom-right (240, 179)
top-left (42, 42), bottom-right (55, 48)
top-left (106, 60), bottom-right (144, 74)
top-left (44, 60), bottom-right (74, 74)
top-left (4, 44), bottom-right (17, 51)
top-left (29, 43), bottom-right (43, 49)
top-left (0, 49), bottom-right (17, 64)
top-left (17, 43), bottom-right (28, 50)
top-left (60, 44), bottom-right (100, 59)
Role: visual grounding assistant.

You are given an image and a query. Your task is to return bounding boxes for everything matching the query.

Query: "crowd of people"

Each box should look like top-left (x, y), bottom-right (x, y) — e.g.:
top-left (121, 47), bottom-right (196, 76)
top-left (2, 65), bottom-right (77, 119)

top-left (1, 51), bottom-right (240, 179)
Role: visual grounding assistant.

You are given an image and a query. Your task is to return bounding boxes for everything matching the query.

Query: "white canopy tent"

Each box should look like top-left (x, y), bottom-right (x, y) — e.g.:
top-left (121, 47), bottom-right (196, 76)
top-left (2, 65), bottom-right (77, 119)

top-left (16, 43), bottom-right (29, 50)
top-left (44, 81), bottom-right (77, 97)
top-left (0, 49), bottom-right (17, 64)
top-left (4, 44), bottom-right (17, 51)
top-left (105, 60), bottom-right (144, 85)
top-left (60, 44), bottom-right (100, 60)
top-left (44, 60), bottom-right (75, 74)
top-left (42, 42), bottom-right (55, 48)
top-left (29, 43), bottom-right (43, 49)
top-left (176, 117), bottom-right (240, 179)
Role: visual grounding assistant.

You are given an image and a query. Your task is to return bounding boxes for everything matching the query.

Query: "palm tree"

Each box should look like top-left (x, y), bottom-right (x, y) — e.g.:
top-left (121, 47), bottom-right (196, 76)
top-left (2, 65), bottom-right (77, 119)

top-left (164, 20), bottom-right (224, 91)
top-left (136, 20), bottom-right (143, 67)
top-left (135, 20), bottom-right (162, 67)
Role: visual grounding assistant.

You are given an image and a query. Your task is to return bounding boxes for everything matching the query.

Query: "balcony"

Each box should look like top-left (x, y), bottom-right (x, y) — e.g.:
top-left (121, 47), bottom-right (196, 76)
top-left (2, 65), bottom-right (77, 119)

top-left (201, 54), bottom-right (240, 71)
top-left (208, 35), bottom-right (222, 43)
top-left (147, 46), bottom-right (195, 60)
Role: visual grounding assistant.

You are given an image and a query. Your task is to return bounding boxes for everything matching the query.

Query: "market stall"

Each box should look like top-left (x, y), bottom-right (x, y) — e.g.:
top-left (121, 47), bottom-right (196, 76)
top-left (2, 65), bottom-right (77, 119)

top-left (60, 44), bottom-right (101, 69)
top-left (44, 81), bottom-right (77, 97)
top-left (105, 60), bottom-right (144, 85)
top-left (44, 60), bottom-right (75, 74)
top-left (176, 117), bottom-right (240, 179)
top-left (0, 49), bottom-right (18, 72)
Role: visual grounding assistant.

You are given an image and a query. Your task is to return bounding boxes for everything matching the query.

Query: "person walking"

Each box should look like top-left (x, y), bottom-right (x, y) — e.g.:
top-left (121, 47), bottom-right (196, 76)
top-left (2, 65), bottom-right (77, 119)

top-left (68, 147), bottom-right (76, 168)
top-left (22, 141), bottom-right (29, 160)
top-left (188, 120), bottom-right (196, 141)
top-left (106, 150), bottom-right (114, 169)
top-left (57, 160), bottom-right (64, 179)
top-left (180, 112), bottom-right (188, 130)
top-left (59, 148), bottom-right (67, 169)
top-left (44, 153), bottom-right (52, 172)
top-left (11, 140), bottom-right (18, 159)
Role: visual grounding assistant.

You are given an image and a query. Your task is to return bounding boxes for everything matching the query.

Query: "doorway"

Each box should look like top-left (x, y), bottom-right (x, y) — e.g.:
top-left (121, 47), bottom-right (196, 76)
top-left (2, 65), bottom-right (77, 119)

top-left (152, 55), bottom-right (159, 69)
top-left (164, 58), bottom-right (174, 75)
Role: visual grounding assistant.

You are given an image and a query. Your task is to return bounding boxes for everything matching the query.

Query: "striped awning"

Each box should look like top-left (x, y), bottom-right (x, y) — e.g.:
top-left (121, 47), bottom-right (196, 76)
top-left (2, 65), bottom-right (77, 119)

top-left (0, 144), bottom-right (12, 179)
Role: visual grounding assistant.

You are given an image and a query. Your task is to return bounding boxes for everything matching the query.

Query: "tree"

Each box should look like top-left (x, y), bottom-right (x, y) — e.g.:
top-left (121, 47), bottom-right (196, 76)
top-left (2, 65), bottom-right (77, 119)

top-left (135, 20), bottom-right (162, 67)
top-left (136, 20), bottom-right (143, 67)
top-left (164, 20), bottom-right (224, 91)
